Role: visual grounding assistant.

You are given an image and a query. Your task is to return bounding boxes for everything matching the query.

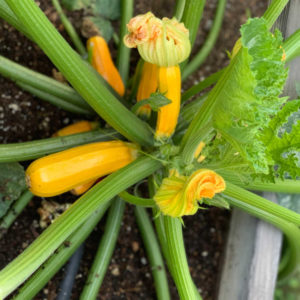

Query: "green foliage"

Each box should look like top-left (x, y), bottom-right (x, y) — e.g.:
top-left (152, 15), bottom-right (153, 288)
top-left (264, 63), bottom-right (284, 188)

top-left (262, 100), bottom-right (300, 178)
top-left (91, 0), bottom-right (120, 20)
top-left (131, 92), bottom-right (171, 113)
top-left (62, 0), bottom-right (120, 41)
top-left (212, 18), bottom-right (288, 174)
top-left (82, 16), bottom-right (113, 42)
top-left (0, 163), bottom-right (26, 218)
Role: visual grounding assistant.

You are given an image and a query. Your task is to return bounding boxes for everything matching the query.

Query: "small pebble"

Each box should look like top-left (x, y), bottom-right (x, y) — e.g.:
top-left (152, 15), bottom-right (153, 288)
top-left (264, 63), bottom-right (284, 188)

top-left (111, 267), bottom-right (120, 276)
top-left (141, 257), bottom-right (147, 265)
top-left (132, 241), bottom-right (139, 252)
top-left (201, 251), bottom-right (208, 257)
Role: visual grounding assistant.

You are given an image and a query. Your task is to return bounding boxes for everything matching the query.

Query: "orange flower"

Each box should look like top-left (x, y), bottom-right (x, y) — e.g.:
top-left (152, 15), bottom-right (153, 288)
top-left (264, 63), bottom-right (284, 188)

top-left (154, 169), bottom-right (226, 217)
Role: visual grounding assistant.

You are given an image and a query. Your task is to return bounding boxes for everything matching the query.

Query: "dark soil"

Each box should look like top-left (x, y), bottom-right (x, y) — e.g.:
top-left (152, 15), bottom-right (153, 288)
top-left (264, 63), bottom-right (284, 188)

top-left (0, 0), bottom-right (267, 299)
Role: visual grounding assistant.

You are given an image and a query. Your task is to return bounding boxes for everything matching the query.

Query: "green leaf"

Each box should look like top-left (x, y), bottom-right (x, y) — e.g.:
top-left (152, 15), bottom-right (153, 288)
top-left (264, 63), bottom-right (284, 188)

top-left (0, 163), bottom-right (26, 218)
top-left (131, 92), bottom-right (171, 114)
top-left (261, 100), bottom-right (300, 179)
top-left (91, 0), bottom-right (120, 20)
top-left (212, 18), bottom-right (288, 174)
top-left (61, 0), bottom-right (91, 10)
top-left (81, 16), bottom-right (113, 42)
top-left (262, 100), bottom-right (300, 145)
top-left (267, 120), bottom-right (300, 178)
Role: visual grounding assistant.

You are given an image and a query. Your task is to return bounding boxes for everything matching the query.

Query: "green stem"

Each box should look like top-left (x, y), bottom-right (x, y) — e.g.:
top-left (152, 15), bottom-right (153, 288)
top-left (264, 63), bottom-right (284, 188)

top-left (174, 94), bottom-right (207, 143)
top-left (224, 182), bottom-right (300, 226)
top-left (0, 129), bottom-right (120, 162)
top-left (0, 190), bottom-right (33, 236)
top-left (263, 0), bottom-right (290, 29)
top-left (127, 59), bottom-right (144, 101)
top-left (182, 69), bottom-right (223, 102)
top-left (13, 201), bottom-right (111, 300)
top-left (52, 0), bottom-right (86, 56)
top-left (164, 217), bottom-right (202, 300)
top-left (17, 82), bottom-right (92, 115)
top-left (112, 32), bottom-right (120, 45)
top-left (0, 1), bottom-right (31, 39)
top-left (80, 198), bottom-right (125, 300)
top-left (180, 55), bottom-right (236, 159)
top-left (283, 29), bottom-right (300, 62)
top-left (181, 0), bottom-right (206, 49)
top-left (0, 156), bottom-right (161, 299)
top-left (135, 207), bottom-right (171, 300)
top-left (174, 0), bottom-right (186, 21)
top-left (117, 0), bottom-right (133, 85)
top-left (182, 0), bottom-right (226, 81)
top-left (180, 95), bottom-right (207, 124)
top-left (220, 172), bottom-right (300, 194)
top-left (225, 195), bottom-right (300, 280)
top-left (119, 191), bottom-right (155, 207)
top-left (5, 0), bottom-right (153, 147)
top-left (0, 55), bottom-right (91, 111)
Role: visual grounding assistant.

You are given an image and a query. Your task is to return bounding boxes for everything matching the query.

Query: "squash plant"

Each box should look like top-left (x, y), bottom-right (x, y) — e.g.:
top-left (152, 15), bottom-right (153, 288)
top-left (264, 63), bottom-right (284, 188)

top-left (0, 0), bottom-right (300, 299)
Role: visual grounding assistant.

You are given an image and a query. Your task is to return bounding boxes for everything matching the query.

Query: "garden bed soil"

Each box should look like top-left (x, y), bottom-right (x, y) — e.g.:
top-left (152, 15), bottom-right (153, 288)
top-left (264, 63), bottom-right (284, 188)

top-left (0, 0), bottom-right (267, 299)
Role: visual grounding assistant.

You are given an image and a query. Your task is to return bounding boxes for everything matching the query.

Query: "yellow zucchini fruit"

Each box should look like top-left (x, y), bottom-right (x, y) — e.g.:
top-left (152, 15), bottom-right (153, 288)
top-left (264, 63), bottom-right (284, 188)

top-left (70, 180), bottom-right (97, 196)
top-left (26, 141), bottom-right (139, 197)
top-left (87, 36), bottom-right (125, 97)
top-left (136, 62), bottom-right (158, 118)
top-left (52, 121), bottom-right (97, 137)
top-left (53, 120), bottom-right (98, 195)
top-left (155, 65), bottom-right (181, 140)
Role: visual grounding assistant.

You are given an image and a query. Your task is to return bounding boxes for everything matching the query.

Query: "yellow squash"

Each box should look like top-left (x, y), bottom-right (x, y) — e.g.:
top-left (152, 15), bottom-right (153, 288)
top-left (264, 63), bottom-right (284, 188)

top-left (136, 62), bottom-right (158, 118)
top-left (155, 65), bottom-right (181, 140)
top-left (53, 121), bottom-right (98, 195)
top-left (26, 141), bottom-right (139, 197)
top-left (70, 180), bottom-right (98, 196)
top-left (87, 36), bottom-right (125, 96)
top-left (52, 121), bottom-right (97, 137)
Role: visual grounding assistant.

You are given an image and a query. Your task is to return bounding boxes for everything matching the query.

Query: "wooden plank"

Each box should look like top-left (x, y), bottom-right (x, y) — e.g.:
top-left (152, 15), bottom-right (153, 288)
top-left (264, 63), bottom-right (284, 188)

top-left (218, 1), bottom-right (300, 299)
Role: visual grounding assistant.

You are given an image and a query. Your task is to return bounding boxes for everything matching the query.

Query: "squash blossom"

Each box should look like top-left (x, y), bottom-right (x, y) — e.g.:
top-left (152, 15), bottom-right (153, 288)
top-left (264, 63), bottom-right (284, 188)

top-left (154, 169), bottom-right (226, 217)
top-left (87, 36), bottom-right (125, 97)
top-left (124, 12), bottom-right (191, 139)
top-left (26, 141), bottom-right (139, 197)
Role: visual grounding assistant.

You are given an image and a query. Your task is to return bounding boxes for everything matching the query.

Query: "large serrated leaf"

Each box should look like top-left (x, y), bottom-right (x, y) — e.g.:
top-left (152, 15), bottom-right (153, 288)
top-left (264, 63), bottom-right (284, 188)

top-left (0, 163), bottom-right (26, 218)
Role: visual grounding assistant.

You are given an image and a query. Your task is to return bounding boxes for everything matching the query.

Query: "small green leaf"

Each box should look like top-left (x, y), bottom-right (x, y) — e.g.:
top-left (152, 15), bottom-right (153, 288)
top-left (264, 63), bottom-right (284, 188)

top-left (0, 163), bottom-right (26, 218)
top-left (81, 16), bottom-right (113, 42)
top-left (132, 92), bottom-right (171, 114)
top-left (91, 0), bottom-right (120, 20)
